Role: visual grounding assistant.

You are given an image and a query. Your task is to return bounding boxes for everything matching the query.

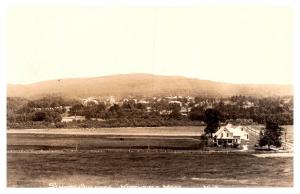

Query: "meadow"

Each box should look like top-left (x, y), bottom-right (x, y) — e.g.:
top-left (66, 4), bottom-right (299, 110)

top-left (7, 151), bottom-right (293, 187)
top-left (7, 125), bottom-right (293, 187)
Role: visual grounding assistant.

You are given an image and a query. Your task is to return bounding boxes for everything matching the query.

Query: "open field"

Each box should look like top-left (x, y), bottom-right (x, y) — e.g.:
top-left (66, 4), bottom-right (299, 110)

top-left (8, 125), bottom-right (293, 150)
top-left (7, 126), bottom-right (293, 187)
top-left (7, 151), bottom-right (293, 187)
top-left (8, 125), bottom-right (293, 139)
top-left (7, 126), bottom-right (204, 136)
top-left (7, 126), bottom-right (204, 151)
top-left (7, 134), bottom-right (202, 150)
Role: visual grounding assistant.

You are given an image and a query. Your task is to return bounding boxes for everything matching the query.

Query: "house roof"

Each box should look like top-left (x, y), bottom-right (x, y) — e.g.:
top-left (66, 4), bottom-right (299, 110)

top-left (213, 124), bottom-right (249, 139)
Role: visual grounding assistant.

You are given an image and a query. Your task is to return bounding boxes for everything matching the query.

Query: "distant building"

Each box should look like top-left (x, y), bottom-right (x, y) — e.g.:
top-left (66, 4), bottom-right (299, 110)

top-left (242, 101), bottom-right (254, 109)
top-left (213, 124), bottom-right (249, 146)
top-left (82, 97), bottom-right (99, 106)
top-left (283, 98), bottom-right (291, 104)
top-left (61, 116), bottom-right (85, 122)
top-left (180, 107), bottom-right (191, 116)
top-left (146, 106), bottom-right (152, 112)
top-left (165, 96), bottom-right (176, 100)
top-left (108, 96), bottom-right (116, 105)
top-left (159, 110), bottom-right (172, 115)
top-left (187, 96), bottom-right (195, 103)
top-left (64, 106), bottom-right (72, 113)
top-left (205, 103), bottom-right (213, 109)
top-left (169, 100), bottom-right (182, 107)
top-left (138, 100), bottom-right (148, 104)
top-left (223, 100), bottom-right (237, 106)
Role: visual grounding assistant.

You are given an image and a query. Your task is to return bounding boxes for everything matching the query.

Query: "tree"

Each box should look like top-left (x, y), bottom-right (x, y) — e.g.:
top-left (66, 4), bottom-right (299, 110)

top-left (188, 106), bottom-right (204, 121)
top-left (195, 96), bottom-right (203, 104)
top-left (167, 103), bottom-right (181, 112)
top-left (203, 108), bottom-right (221, 138)
top-left (151, 100), bottom-right (168, 113)
top-left (122, 100), bottom-right (136, 110)
top-left (169, 109), bottom-right (182, 120)
top-left (83, 108), bottom-right (94, 120)
top-left (136, 103), bottom-right (146, 110)
top-left (69, 103), bottom-right (84, 116)
top-left (259, 120), bottom-right (283, 149)
top-left (109, 104), bottom-right (123, 118)
top-left (45, 110), bottom-right (62, 123)
top-left (32, 110), bottom-right (62, 123)
top-left (95, 103), bottom-right (106, 118)
top-left (32, 111), bottom-right (46, 121)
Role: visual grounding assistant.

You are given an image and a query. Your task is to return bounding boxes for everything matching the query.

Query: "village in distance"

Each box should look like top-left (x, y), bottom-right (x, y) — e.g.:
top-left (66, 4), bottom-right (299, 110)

top-left (6, 74), bottom-right (294, 187)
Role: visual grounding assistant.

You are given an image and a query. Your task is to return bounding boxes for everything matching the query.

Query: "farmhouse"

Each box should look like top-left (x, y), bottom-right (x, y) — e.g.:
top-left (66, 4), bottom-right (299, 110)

top-left (213, 124), bottom-right (249, 146)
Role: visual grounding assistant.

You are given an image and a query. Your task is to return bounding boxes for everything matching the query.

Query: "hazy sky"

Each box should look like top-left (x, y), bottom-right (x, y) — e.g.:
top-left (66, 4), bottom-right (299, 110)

top-left (6, 6), bottom-right (293, 85)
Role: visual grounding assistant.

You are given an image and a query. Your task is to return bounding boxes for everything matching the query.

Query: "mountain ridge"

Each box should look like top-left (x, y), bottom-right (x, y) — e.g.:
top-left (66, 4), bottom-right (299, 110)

top-left (7, 73), bottom-right (293, 98)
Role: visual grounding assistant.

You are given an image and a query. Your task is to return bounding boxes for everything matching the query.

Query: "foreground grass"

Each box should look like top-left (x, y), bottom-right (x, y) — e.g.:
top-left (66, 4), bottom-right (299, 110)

top-left (7, 151), bottom-right (292, 187)
top-left (7, 127), bottom-right (293, 187)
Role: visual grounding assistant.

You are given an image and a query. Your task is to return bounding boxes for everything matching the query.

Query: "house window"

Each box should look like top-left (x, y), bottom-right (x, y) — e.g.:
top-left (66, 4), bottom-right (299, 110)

top-left (227, 133), bottom-right (229, 137)
top-left (246, 134), bottom-right (249, 139)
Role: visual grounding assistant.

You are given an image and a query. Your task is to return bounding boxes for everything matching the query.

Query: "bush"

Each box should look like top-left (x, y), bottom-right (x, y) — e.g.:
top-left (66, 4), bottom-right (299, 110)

top-left (32, 111), bottom-right (46, 121)
top-left (55, 122), bottom-right (67, 128)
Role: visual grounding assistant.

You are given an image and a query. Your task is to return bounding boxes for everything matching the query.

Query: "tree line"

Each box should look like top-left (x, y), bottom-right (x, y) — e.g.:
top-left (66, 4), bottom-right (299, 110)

top-left (7, 95), bottom-right (293, 128)
top-left (189, 97), bottom-right (293, 125)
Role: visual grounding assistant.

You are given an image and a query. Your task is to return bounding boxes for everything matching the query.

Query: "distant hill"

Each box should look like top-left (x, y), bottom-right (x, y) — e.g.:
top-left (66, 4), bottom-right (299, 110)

top-left (7, 74), bottom-right (293, 99)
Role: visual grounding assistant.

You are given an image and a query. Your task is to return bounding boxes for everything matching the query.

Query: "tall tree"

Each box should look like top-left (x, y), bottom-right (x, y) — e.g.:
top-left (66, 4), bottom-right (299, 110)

top-left (259, 120), bottom-right (283, 149)
top-left (203, 108), bottom-right (221, 138)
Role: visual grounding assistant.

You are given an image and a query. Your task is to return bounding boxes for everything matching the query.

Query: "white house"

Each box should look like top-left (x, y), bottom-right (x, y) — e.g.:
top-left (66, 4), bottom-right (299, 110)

top-left (82, 97), bottom-right (99, 106)
top-left (213, 124), bottom-right (249, 146)
top-left (138, 100), bottom-right (148, 104)
top-left (62, 116), bottom-right (85, 122)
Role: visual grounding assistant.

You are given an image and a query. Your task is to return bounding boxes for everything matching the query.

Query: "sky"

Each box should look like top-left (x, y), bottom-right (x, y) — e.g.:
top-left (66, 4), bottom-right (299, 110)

top-left (6, 6), bottom-right (293, 85)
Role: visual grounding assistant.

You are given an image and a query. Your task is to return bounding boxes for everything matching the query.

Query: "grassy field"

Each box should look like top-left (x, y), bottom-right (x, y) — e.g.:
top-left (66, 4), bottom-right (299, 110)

top-left (7, 125), bottom-right (293, 187)
top-left (7, 134), bottom-right (202, 150)
top-left (7, 126), bottom-right (204, 150)
top-left (7, 126), bottom-right (204, 136)
top-left (8, 125), bottom-right (293, 150)
top-left (7, 151), bottom-right (293, 187)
